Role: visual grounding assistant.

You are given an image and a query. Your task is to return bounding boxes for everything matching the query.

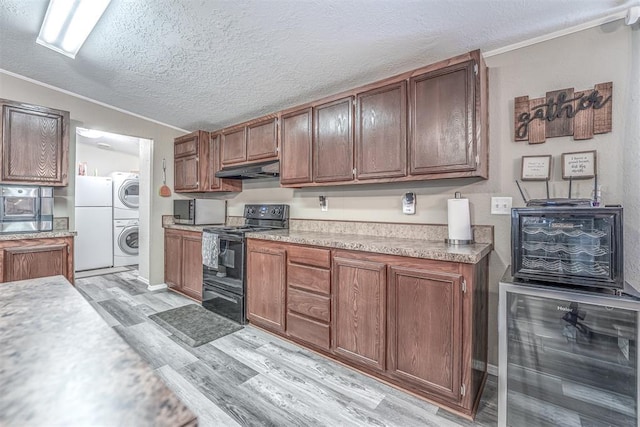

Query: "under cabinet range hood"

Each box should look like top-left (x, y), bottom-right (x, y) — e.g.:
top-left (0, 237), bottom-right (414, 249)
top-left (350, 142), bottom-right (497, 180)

top-left (215, 160), bottom-right (279, 180)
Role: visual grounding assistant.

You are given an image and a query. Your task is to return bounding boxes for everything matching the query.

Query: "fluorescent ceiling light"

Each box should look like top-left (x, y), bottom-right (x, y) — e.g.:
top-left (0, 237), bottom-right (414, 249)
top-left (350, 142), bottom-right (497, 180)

top-left (37, 0), bottom-right (112, 59)
top-left (77, 128), bottom-right (105, 139)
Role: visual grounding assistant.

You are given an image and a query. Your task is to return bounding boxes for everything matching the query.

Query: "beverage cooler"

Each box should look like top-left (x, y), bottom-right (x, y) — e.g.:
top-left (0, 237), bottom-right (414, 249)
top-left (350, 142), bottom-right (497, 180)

top-left (511, 207), bottom-right (623, 290)
top-left (499, 278), bottom-right (639, 427)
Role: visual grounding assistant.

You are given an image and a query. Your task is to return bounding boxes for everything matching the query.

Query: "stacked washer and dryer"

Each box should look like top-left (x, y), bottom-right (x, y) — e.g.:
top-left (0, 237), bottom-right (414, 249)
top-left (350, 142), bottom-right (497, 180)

top-left (110, 172), bottom-right (139, 267)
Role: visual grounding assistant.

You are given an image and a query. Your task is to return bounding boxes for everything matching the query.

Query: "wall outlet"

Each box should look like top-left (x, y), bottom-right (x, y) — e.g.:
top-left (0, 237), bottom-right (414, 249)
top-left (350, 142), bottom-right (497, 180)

top-left (491, 197), bottom-right (512, 215)
top-left (319, 195), bottom-right (328, 212)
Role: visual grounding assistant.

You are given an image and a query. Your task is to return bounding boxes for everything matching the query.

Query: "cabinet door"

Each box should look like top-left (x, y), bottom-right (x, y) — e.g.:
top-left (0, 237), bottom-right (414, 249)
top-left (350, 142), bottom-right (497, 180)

top-left (3, 244), bottom-right (68, 282)
top-left (313, 97), bottom-right (354, 183)
top-left (174, 156), bottom-right (199, 191)
top-left (247, 242), bottom-right (286, 333)
top-left (247, 118), bottom-right (277, 162)
top-left (356, 82), bottom-right (407, 179)
top-left (332, 255), bottom-right (386, 371)
top-left (221, 127), bottom-right (247, 166)
top-left (280, 108), bottom-right (312, 185)
top-left (181, 234), bottom-right (203, 300)
top-left (174, 133), bottom-right (199, 158)
top-left (164, 231), bottom-right (182, 290)
top-left (388, 266), bottom-right (463, 401)
top-left (409, 60), bottom-right (476, 175)
top-left (1, 102), bottom-right (69, 186)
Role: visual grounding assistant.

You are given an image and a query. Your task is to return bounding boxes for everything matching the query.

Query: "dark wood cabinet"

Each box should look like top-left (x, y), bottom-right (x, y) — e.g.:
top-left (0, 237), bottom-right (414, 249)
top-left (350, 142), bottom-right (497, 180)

top-left (246, 239), bottom-right (286, 333)
top-left (208, 134), bottom-right (242, 192)
top-left (221, 127), bottom-right (246, 166)
top-left (164, 228), bottom-right (202, 300)
top-left (409, 59), bottom-right (476, 176)
top-left (356, 82), bottom-right (407, 180)
top-left (1, 99), bottom-right (69, 186)
top-left (313, 97), bottom-right (354, 183)
top-left (332, 254), bottom-right (386, 371)
top-left (0, 236), bottom-right (74, 284)
top-left (387, 266), bottom-right (463, 401)
top-left (174, 131), bottom-right (241, 193)
top-left (174, 131), bottom-right (207, 192)
top-left (280, 108), bottom-right (312, 185)
top-left (245, 238), bottom-right (490, 418)
top-left (247, 118), bottom-right (277, 161)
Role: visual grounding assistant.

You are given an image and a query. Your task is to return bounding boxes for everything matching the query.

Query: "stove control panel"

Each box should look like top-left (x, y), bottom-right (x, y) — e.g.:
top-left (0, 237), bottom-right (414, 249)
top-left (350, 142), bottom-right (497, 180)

top-left (244, 204), bottom-right (289, 221)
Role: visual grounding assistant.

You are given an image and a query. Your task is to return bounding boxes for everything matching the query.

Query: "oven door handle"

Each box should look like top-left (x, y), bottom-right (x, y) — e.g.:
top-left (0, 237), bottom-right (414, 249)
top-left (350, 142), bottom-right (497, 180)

top-left (204, 286), bottom-right (240, 303)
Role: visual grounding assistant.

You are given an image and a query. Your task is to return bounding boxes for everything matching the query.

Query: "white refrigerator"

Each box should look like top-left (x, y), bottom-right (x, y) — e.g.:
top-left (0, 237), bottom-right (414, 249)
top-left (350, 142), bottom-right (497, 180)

top-left (75, 176), bottom-right (113, 271)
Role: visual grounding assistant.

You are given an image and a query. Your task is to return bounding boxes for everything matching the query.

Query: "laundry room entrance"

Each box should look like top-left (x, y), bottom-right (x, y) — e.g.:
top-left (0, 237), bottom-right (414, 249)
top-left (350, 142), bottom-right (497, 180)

top-left (74, 127), bottom-right (151, 277)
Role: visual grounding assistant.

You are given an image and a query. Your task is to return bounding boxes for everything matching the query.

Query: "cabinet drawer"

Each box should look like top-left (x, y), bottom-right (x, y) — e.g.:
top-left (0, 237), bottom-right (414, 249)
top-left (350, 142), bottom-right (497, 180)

top-left (287, 287), bottom-right (330, 322)
top-left (287, 245), bottom-right (330, 268)
top-left (287, 312), bottom-right (330, 350)
top-left (288, 263), bottom-right (330, 294)
top-left (175, 138), bottom-right (198, 157)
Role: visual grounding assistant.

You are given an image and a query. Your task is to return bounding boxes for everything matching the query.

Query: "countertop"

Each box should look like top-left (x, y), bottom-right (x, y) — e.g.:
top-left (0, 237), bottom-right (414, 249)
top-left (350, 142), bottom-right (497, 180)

top-left (163, 223), bottom-right (218, 232)
top-left (0, 275), bottom-right (196, 426)
top-left (246, 229), bottom-right (492, 264)
top-left (0, 230), bottom-right (77, 241)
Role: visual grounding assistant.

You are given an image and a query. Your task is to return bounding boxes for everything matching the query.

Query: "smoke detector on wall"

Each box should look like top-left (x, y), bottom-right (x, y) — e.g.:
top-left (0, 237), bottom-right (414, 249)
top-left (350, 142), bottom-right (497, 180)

top-left (626, 6), bottom-right (640, 25)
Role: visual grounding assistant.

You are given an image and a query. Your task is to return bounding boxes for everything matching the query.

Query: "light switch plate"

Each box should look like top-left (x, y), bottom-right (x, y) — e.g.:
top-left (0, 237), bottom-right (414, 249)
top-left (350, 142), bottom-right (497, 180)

top-left (491, 197), bottom-right (512, 215)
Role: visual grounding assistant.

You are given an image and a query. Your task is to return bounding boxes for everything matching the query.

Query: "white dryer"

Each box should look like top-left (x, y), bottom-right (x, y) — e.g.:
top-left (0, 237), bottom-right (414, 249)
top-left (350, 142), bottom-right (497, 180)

top-left (110, 172), bottom-right (139, 219)
top-left (114, 219), bottom-right (139, 267)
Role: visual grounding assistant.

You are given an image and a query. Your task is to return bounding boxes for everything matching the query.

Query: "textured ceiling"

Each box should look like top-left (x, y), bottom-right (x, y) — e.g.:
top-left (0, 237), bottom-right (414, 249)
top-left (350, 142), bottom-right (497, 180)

top-left (0, 0), bottom-right (636, 132)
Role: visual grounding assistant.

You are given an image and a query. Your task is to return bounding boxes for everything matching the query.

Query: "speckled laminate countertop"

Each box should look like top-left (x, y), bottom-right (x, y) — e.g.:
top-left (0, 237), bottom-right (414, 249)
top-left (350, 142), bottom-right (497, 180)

top-left (163, 224), bottom-right (219, 232)
top-left (0, 275), bottom-right (196, 426)
top-left (0, 230), bottom-right (76, 241)
top-left (246, 229), bottom-right (492, 264)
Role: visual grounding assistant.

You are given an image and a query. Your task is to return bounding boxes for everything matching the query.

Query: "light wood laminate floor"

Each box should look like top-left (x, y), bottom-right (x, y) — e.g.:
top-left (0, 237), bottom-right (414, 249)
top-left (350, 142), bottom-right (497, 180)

top-left (76, 270), bottom-right (498, 426)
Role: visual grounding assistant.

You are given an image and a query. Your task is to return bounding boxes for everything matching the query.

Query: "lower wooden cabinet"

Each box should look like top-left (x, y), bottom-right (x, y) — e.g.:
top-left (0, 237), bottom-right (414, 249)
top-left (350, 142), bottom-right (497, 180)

top-left (246, 239), bottom-right (286, 333)
top-left (332, 254), bottom-right (387, 371)
top-left (387, 265), bottom-right (463, 401)
top-left (164, 228), bottom-right (202, 301)
top-left (0, 236), bottom-right (74, 284)
top-left (245, 238), bottom-right (489, 419)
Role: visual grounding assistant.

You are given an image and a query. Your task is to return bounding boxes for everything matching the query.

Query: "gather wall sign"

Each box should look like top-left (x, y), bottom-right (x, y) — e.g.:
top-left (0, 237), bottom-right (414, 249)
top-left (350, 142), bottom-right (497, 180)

top-left (514, 82), bottom-right (612, 144)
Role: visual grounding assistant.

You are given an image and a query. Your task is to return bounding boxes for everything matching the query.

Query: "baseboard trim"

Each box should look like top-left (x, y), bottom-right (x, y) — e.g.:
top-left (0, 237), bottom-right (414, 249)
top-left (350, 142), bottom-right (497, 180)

top-left (488, 363), bottom-right (498, 377)
top-left (146, 282), bottom-right (168, 291)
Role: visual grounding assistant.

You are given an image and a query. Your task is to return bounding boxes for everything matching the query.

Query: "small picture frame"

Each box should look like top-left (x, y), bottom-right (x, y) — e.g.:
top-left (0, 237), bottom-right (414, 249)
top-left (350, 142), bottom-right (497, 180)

top-left (521, 155), bottom-right (552, 181)
top-left (562, 150), bottom-right (597, 179)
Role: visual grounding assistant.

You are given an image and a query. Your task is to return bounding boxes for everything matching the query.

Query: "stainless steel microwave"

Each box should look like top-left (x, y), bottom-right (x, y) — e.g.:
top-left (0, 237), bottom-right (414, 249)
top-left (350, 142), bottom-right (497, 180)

top-left (173, 199), bottom-right (226, 225)
top-left (511, 206), bottom-right (623, 290)
top-left (0, 185), bottom-right (54, 233)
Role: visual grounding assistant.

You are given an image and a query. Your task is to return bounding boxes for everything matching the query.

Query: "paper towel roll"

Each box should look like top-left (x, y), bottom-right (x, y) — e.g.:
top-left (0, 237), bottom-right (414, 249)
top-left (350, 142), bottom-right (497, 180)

top-left (447, 198), bottom-right (472, 241)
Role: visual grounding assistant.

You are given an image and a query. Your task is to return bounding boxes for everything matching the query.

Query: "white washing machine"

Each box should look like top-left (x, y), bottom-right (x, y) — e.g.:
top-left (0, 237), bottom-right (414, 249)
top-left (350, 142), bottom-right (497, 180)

top-left (110, 172), bottom-right (139, 219)
top-left (114, 219), bottom-right (139, 267)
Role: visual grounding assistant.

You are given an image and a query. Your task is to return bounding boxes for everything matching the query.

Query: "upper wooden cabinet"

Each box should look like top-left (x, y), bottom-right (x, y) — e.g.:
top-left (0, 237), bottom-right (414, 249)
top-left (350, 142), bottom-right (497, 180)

top-left (174, 130), bottom-right (241, 193)
top-left (356, 82), bottom-right (407, 180)
top-left (313, 97), bottom-right (354, 183)
top-left (278, 50), bottom-right (488, 187)
top-left (221, 117), bottom-right (278, 167)
top-left (1, 99), bottom-right (69, 186)
top-left (409, 59), bottom-right (476, 175)
top-left (279, 108), bottom-right (312, 185)
top-left (247, 118), bottom-right (278, 161)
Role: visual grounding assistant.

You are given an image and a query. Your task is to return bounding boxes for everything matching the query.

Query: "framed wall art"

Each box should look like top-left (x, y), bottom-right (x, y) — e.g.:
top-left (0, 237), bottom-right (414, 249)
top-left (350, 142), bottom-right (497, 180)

top-left (562, 150), bottom-right (597, 179)
top-left (521, 155), bottom-right (552, 181)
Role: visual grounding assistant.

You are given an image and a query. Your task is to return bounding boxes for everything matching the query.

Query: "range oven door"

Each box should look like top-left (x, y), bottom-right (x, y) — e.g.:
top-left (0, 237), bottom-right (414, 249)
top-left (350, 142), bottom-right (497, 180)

top-left (202, 284), bottom-right (246, 324)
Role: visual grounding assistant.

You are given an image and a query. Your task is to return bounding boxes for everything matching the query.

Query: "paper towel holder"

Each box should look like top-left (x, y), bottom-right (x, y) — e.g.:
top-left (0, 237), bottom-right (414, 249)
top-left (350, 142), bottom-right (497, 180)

top-left (445, 192), bottom-right (474, 245)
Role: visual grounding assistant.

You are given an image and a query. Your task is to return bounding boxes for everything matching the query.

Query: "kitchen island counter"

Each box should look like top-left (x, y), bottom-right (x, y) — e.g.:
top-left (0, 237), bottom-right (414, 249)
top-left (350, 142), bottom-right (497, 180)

top-left (0, 275), bottom-right (196, 426)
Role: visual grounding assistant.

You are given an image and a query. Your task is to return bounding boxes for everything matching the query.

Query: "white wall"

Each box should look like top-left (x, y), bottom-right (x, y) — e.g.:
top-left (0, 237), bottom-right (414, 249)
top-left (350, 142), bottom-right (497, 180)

top-left (75, 142), bottom-right (140, 177)
top-left (220, 21), bottom-right (636, 365)
top-left (0, 72), bottom-right (185, 285)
